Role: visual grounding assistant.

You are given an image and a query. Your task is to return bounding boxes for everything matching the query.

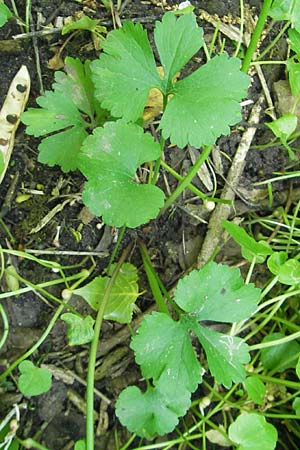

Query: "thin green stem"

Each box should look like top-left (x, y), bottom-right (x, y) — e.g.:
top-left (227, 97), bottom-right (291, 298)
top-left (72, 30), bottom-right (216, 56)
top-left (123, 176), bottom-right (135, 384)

top-left (162, 145), bottom-right (213, 211)
top-left (152, 134), bottom-right (165, 184)
top-left (0, 303), bottom-right (9, 350)
top-left (151, 94), bottom-right (168, 184)
top-left (139, 240), bottom-right (170, 315)
top-left (234, 0), bottom-right (244, 58)
top-left (160, 160), bottom-right (231, 204)
top-left (250, 329), bottom-right (300, 351)
top-left (0, 218), bottom-right (15, 243)
top-left (0, 271), bottom-right (87, 300)
top-left (25, 0), bottom-right (31, 32)
top-left (241, 0), bottom-right (273, 73)
top-left (107, 224), bottom-right (126, 272)
top-left (255, 373), bottom-right (300, 390)
top-left (256, 21), bottom-right (290, 61)
top-left (86, 245), bottom-right (132, 450)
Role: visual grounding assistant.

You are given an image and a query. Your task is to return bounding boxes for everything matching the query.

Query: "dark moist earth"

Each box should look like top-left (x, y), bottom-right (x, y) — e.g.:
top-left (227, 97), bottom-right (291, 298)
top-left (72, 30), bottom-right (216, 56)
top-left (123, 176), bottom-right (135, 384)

top-left (0, 1), bottom-right (298, 449)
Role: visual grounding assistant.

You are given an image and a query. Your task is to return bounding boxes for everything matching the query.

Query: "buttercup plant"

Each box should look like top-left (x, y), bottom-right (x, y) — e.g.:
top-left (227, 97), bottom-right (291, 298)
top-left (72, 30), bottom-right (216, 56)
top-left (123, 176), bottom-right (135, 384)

top-left (21, 11), bottom-right (249, 228)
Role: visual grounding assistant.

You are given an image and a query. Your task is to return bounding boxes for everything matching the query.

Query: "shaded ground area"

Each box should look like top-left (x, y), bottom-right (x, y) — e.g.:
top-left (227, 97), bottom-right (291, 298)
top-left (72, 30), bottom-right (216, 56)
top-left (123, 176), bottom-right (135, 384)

top-left (0, 1), bottom-right (299, 449)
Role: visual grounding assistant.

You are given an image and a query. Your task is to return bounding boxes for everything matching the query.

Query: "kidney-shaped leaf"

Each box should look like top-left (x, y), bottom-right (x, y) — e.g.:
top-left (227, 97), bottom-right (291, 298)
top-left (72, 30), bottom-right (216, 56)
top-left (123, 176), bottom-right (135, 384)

top-left (116, 384), bottom-right (190, 440)
top-left (18, 360), bottom-right (52, 397)
top-left (78, 121), bottom-right (165, 227)
top-left (229, 413), bottom-right (277, 450)
top-left (160, 54), bottom-right (249, 148)
top-left (174, 261), bottom-right (259, 323)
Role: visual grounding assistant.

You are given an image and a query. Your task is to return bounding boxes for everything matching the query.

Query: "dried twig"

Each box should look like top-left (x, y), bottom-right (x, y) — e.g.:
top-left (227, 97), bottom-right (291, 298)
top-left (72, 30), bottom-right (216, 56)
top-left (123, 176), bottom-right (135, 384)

top-left (197, 95), bottom-right (265, 268)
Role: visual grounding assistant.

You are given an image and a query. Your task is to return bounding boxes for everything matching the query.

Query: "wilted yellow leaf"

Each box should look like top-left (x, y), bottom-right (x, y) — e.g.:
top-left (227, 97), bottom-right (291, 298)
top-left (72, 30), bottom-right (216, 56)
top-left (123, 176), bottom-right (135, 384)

top-left (142, 66), bottom-right (179, 122)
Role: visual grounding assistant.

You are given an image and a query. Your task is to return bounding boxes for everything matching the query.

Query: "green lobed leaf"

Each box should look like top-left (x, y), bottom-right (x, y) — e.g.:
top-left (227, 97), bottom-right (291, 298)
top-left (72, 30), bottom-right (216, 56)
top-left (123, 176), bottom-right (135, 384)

top-left (21, 57), bottom-right (103, 172)
top-left (269, 0), bottom-right (300, 32)
top-left (37, 126), bottom-right (88, 171)
top-left (228, 413), bottom-right (277, 450)
top-left (116, 384), bottom-right (190, 439)
top-left (192, 323), bottom-right (250, 388)
top-left (117, 260), bottom-right (261, 436)
top-left (174, 261), bottom-right (260, 323)
top-left (78, 121), bottom-right (165, 227)
top-left (61, 313), bottom-right (95, 345)
top-left (91, 20), bottom-right (161, 121)
top-left (18, 360), bottom-right (52, 396)
top-left (74, 263), bottom-right (140, 323)
top-left (154, 12), bottom-right (203, 90)
top-left (131, 312), bottom-right (202, 392)
top-left (261, 332), bottom-right (300, 372)
top-left (22, 90), bottom-right (86, 136)
top-left (245, 376), bottom-right (266, 405)
top-left (53, 57), bottom-right (97, 119)
top-left (160, 54), bottom-right (249, 148)
top-left (0, 3), bottom-right (13, 27)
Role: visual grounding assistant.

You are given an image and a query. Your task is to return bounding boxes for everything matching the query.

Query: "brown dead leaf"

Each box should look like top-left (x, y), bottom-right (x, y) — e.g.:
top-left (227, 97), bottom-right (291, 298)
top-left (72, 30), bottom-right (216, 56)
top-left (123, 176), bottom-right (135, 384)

top-left (142, 66), bottom-right (179, 122)
top-left (48, 52), bottom-right (64, 70)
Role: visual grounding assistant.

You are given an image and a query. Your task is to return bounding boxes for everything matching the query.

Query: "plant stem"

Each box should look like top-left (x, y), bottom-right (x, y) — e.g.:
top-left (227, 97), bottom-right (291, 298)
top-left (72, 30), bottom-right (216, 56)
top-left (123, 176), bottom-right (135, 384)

top-left (139, 240), bottom-right (170, 315)
top-left (86, 244), bottom-right (132, 450)
top-left (162, 145), bottom-right (213, 211)
top-left (241, 0), bottom-right (273, 73)
top-left (152, 134), bottom-right (165, 184)
top-left (107, 224), bottom-right (126, 272)
top-left (250, 329), bottom-right (300, 350)
top-left (0, 303), bottom-right (9, 350)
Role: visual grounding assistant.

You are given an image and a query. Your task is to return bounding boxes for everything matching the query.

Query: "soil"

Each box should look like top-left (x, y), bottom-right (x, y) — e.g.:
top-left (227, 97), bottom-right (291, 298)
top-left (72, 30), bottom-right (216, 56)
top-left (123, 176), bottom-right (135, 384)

top-left (0, 1), bottom-right (299, 449)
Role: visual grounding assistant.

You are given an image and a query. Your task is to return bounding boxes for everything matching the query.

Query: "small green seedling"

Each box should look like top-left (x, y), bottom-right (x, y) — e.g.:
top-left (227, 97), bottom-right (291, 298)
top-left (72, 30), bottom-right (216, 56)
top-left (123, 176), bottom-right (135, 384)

top-left (267, 251), bottom-right (300, 285)
top-left (222, 220), bottom-right (273, 263)
top-left (266, 113), bottom-right (298, 160)
top-left (116, 261), bottom-right (260, 439)
top-left (62, 15), bottom-right (107, 39)
top-left (62, 262), bottom-right (140, 346)
top-left (21, 11), bottom-right (249, 228)
top-left (18, 360), bottom-right (52, 397)
top-left (228, 413), bottom-right (277, 450)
